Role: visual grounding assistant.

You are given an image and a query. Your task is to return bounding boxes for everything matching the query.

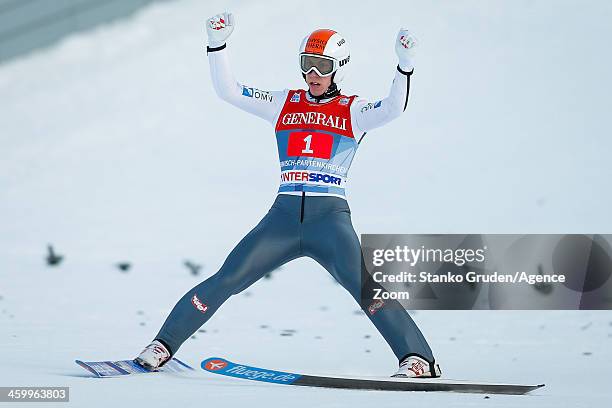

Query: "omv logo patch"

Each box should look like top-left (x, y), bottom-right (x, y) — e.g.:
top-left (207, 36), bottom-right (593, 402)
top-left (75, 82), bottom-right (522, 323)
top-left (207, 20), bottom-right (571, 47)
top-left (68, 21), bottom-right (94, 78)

top-left (241, 86), bottom-right (273, 102)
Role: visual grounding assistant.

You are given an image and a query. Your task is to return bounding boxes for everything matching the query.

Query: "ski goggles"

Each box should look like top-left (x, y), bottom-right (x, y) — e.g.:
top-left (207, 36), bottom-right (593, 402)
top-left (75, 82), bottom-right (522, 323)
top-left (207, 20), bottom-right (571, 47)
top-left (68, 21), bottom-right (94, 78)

top-left (300, 54), bottom-right (337, 77)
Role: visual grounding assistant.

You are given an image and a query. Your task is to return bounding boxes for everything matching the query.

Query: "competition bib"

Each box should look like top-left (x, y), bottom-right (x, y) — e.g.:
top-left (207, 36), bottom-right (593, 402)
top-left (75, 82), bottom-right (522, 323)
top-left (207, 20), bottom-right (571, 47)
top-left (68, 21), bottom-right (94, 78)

top-left (274, 90), bottom-right (358, 198)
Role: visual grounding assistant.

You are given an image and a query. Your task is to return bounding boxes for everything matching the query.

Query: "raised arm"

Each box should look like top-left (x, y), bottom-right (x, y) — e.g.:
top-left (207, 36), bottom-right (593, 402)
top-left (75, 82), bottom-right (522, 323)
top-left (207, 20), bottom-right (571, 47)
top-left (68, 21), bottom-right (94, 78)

top-left (206, 12), bottom-right (286, 124)
top-left (351, 29), bottom-right (417, 136)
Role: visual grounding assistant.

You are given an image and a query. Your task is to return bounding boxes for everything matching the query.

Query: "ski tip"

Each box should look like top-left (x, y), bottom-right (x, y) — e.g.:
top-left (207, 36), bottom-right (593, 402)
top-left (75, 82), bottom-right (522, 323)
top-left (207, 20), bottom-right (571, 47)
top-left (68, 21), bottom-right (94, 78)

top-left (521, 383), bottom-right (545, 394)
top-left (75, 360), bottom-right (102, 378)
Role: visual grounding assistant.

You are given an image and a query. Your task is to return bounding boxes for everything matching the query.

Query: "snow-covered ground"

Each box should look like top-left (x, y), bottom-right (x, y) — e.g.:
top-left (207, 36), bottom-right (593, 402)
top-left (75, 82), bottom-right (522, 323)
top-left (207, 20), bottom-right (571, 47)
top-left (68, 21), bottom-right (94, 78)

top-left (1, 0), bottom-right (611, 406)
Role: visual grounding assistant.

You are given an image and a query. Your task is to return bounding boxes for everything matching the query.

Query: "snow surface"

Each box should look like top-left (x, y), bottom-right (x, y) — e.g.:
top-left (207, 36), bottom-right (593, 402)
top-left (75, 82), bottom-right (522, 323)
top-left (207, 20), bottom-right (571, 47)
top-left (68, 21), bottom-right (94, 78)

top-left (1, 0), bottom-right (612, 406)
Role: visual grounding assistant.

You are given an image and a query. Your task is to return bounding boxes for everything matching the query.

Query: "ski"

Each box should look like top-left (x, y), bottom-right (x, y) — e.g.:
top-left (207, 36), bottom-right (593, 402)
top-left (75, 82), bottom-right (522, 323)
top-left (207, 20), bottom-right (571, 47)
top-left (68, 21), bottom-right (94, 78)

top-left (75, 358), bottom-right (193, 378)
top-left (201, 357), bottom-right (544, 395)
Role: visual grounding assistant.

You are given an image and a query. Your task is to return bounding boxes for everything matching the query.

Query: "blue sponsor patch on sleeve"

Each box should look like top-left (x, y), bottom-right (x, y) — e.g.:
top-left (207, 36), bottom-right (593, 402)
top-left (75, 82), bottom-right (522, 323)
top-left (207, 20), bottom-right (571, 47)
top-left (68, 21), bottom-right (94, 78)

top-left (360, 100), bottom-right (383, 113)
top-left (242, 86), bottom-right (253, 97)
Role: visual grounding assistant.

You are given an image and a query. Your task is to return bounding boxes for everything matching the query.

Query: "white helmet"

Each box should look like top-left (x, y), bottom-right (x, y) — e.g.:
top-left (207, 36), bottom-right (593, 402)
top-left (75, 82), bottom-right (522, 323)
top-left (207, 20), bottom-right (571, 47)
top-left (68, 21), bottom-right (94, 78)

top-left (299, 29), bottom-right (350, 85)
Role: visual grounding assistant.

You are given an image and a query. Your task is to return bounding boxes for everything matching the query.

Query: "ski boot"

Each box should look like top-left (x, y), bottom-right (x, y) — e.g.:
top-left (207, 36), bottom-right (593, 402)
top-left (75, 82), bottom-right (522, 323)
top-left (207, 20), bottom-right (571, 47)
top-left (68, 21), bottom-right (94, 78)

top-left (392, 355), bottom-right (441, 378)
top-left (134, 340), bottom-right (171, 370)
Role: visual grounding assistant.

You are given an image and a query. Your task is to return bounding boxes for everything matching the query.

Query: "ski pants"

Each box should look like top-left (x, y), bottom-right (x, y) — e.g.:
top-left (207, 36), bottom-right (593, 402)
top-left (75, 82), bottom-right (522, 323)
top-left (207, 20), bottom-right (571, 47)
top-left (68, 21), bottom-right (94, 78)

top-left (156, 194), bottom-right (435, 363)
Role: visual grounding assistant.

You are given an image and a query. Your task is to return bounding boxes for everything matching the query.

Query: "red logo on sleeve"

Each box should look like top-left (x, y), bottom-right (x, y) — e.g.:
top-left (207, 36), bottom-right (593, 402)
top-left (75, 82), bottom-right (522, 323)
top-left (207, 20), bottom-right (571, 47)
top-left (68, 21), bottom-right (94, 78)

top-left (287, 132), bottom-right (333, 159)
top-left (191, 294), bottom-right (208, 313)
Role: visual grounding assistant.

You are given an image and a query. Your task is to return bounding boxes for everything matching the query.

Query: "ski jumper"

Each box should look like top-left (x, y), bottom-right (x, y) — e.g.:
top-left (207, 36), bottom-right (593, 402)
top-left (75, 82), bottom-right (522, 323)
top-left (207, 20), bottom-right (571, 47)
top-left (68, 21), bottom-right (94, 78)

top-left (155, 44), bottom-right (436, 365)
